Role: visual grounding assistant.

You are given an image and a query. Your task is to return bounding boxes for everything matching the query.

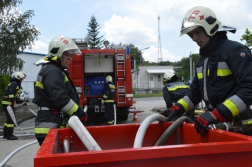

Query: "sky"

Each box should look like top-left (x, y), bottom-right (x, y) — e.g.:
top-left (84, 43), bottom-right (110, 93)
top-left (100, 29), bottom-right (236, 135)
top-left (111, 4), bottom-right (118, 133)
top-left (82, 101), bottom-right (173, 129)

top-left (17, 0), bottom-right (252, 63)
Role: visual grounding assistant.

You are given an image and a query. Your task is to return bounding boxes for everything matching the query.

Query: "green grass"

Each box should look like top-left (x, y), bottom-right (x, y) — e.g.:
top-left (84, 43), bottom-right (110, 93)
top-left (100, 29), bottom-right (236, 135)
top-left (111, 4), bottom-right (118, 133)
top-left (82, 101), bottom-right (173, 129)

top-left (133, 93), bottom-right (163, 98)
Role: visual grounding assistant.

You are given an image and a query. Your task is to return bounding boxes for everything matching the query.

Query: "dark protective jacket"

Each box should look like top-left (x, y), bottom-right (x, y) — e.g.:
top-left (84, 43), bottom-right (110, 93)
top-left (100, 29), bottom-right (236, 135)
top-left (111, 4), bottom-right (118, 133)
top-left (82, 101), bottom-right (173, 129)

top-left (2, 78), bottom-right (22, 106)
top-left (102, 82), bottom-right (115, 103)
top-left (176, 32), bottom-right (252, 123)
top-left (33, 62), bottom-right (86, 138)
top-left (163, 82), bottom-right (189, 109)
top-left (33, 62), bottom-right (81, 115)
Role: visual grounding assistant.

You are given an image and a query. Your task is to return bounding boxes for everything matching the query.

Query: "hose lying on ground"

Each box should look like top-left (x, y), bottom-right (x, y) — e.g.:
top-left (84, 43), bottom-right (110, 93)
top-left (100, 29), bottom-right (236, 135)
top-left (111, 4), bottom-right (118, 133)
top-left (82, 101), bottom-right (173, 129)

top-left (0, 140), bottom-right (38, 167)
top-left (154, 116), bottom-right (194, 146)
top-left (0, 133), bottom-right (35, 139)
top-left (26, 105), bottom-right (37, 116)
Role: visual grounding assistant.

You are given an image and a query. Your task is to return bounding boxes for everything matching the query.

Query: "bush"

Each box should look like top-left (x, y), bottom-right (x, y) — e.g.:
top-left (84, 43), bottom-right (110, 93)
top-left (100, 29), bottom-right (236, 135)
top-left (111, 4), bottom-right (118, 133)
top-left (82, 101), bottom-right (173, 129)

top-left (0, 75), bottom-right (11, 112)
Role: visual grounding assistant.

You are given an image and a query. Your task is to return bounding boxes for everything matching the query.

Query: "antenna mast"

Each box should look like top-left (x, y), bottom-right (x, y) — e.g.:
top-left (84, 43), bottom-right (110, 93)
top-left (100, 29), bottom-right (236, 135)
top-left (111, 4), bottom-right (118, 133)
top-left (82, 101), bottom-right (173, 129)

top-left (157, 15), bottom-right (163, 62)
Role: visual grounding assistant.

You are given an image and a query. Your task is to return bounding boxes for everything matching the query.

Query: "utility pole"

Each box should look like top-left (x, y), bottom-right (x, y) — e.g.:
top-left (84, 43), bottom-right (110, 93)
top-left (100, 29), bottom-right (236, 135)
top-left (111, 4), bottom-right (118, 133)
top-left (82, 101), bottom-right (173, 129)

top-left (139, 47), bottom-right (150, 64)
top-left (157, 15), bottom-right (163, 63)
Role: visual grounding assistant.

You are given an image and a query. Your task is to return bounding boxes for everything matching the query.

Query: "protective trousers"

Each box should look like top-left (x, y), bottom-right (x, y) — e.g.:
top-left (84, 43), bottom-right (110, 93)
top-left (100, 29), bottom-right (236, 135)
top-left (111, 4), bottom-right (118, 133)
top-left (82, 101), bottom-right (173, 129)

top-left (2, 105), bottom-right (15, 137)
top-left (35, 110), bottom-right (61, 146)
top-left (104, 103), bottom-right (114, 124)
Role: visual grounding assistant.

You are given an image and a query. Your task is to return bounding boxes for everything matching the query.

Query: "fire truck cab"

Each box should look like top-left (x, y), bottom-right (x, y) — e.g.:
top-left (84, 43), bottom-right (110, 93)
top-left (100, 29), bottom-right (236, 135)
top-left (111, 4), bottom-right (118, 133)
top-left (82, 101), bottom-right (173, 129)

top-left (68, 39), bottom-right (133, 121)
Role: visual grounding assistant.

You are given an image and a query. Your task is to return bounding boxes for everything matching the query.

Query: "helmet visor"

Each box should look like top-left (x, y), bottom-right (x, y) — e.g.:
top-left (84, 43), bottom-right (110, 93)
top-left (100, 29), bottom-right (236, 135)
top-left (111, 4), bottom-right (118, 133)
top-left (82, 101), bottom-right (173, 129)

top-left (64, 41), bottom-right (82, 55)
top-left (180, 19), bottom-right (199, 36)
top-left (68, 49), bottom-right (82, 55)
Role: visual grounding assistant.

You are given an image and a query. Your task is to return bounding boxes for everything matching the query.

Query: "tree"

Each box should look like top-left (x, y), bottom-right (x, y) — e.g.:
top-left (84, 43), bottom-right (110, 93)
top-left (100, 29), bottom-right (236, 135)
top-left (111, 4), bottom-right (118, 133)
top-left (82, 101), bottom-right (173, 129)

top-left (86, 15), bottom-right (104, 49)
top-left (176, 53), bottom-right (200, 82)
top-left (128, 43), bottom-right (145, 69)
top-left (240, 28), bottom-right (252, 50)
top-left (0, 0), bottom-right (40, 76)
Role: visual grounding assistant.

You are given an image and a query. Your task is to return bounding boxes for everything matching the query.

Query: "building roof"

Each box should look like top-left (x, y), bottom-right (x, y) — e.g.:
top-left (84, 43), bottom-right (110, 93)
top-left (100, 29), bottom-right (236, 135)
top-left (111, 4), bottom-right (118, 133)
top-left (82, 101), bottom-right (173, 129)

top-left (146, 69), bottom-right (174, 74)
top-left (21, 51), bottom-right (46, 56)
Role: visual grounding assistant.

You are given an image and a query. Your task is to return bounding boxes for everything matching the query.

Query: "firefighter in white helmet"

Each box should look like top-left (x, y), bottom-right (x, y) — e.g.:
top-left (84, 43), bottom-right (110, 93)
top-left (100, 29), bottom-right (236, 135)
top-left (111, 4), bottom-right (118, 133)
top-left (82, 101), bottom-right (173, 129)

top-left (33, 36), bottom-right (87, 146)
top-left (101, 75), bottom-right (115, 125)
top-left (167, 6), bottom-right (252, 136)
top-left (2, 72), bottom-right (26, 140)
top-left (160, 71), bottom-right (194, 121)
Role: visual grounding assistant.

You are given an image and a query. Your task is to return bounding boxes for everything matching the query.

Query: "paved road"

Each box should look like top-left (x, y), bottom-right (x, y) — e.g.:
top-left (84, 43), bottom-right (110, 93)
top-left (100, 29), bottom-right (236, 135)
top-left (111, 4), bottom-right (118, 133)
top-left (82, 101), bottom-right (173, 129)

top-left (0, 97), bottom-right (166, 167)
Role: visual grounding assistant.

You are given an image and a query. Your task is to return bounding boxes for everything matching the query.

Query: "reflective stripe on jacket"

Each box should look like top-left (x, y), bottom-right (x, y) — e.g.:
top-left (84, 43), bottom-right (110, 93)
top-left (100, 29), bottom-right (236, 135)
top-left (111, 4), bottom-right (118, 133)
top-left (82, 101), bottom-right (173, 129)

top-left (102, 82), bottom-right (115, 103)
top-left (163, 82), bottom-right (189, 109)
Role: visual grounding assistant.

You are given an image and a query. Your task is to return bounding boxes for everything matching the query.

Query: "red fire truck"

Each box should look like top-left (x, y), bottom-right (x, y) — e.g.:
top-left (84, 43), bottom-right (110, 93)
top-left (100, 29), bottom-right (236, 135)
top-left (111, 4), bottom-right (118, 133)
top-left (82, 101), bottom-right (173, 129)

top-left (67, 39), bottom-right (133, 121)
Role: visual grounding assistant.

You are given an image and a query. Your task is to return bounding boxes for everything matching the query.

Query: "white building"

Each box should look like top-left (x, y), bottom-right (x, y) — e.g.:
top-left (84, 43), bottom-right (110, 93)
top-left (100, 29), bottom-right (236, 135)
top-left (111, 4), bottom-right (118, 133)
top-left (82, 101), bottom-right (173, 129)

top-left (17, 52), bottom-right (46, 99)
top-left (132, 66), bottom-right (174, 94)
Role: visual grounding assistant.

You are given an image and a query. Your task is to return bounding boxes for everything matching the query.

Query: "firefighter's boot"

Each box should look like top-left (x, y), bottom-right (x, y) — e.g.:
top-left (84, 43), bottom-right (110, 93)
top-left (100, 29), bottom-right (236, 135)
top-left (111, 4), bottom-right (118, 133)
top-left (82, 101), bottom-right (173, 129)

top-left (7, 134), bottom-right (18, 140)
top-left (3, 126), bottom-right (7, 139)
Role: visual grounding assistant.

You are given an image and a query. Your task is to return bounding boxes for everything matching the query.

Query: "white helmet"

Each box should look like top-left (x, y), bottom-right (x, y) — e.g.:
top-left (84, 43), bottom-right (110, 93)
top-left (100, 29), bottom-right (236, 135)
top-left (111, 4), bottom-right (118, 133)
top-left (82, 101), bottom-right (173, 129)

top-left (44, 36), bottom-right (82, 62)
top-left (180, 6), bottom-right (222, 37)
top-left (14, 72), bottom-right (26, 80)
top-left (163, 71), bottom-right (175, 84)
top-left (106, 75), bottom-right (113, 82)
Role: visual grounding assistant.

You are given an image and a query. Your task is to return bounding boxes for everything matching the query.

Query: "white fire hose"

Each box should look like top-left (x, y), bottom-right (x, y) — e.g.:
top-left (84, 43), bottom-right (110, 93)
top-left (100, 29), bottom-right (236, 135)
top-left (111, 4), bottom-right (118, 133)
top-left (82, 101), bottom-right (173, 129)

top-left (0, 140), bottom-right (38, 167)
top-left (113, 104), bottom-right (116, 125)
top-left (68, 115), bottom-right (102, 151)
top-left (7, 106), bottom-right (31, 134)
top-left (133, 114), bottom-right (167, 148)
top-left (0, 105), bottom-right (37, 167)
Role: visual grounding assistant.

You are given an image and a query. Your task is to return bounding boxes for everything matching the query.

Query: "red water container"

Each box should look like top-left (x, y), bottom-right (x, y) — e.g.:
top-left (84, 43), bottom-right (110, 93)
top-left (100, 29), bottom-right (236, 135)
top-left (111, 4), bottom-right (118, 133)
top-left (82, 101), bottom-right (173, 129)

top-left (34, 123), bottom-right (252, 167)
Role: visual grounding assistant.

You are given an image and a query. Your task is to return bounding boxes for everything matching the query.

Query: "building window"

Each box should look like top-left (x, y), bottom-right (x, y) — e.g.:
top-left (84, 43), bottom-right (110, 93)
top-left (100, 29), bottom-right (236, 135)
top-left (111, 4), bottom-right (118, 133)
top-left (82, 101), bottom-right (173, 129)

top-left (158, 75), bottom-right (161, 82)
top-left (150, 76), bottom-right (153, 81)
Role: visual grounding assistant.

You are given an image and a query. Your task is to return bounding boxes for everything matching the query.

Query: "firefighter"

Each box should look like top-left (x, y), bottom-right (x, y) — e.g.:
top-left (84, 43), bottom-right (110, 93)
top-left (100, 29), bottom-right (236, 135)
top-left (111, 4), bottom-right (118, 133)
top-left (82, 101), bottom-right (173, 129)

top-left (166, 6), bottom-right (252, 135)
top-left (2, 72), bottom-right (26, 140)
top-left (160, 71), bottom-right (194, 121)
top-left (101, 75), bottom-right (115, 125)
top-left (33, 36), bottom-right (87, 146)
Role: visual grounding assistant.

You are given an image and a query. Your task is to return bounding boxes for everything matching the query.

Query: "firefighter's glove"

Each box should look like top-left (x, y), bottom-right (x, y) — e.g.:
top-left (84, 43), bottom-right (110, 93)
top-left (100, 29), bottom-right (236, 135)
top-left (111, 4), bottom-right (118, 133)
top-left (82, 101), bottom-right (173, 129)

top-left (101, 100), bottom-right (104, 104)
top-left (16, 99), bottom-right (24, 104)
top-left (194, 109), bottom-right (226, 135)
top-left (160, 109), bottom-right (171, 117)
top-left (80, 113), bottom-right (88, 123)
top-left (166, 105), bottom-right (184, 122)
top-left (73, 107), bottom-right (87, 121)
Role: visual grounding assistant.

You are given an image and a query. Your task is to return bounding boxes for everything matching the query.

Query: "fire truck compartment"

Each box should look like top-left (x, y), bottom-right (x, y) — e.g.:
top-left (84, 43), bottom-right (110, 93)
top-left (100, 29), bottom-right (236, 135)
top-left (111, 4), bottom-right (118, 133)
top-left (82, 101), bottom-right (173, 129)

top-left (84, 75), bottom-right (115, 96)
top-left (34, 123), bottom-right (252, 167)
top-left (84, 76), bottom-right (106, 95)
top-left (84, 55), bottom-right (114, 73)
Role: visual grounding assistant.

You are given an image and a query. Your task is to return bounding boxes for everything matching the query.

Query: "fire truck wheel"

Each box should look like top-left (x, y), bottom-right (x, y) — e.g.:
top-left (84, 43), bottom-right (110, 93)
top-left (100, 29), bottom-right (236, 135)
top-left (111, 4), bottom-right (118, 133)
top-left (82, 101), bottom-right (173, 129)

top-left (120, 114), bottom-right (128, 121)
top-left (117, 107), bottom-right (129, 121)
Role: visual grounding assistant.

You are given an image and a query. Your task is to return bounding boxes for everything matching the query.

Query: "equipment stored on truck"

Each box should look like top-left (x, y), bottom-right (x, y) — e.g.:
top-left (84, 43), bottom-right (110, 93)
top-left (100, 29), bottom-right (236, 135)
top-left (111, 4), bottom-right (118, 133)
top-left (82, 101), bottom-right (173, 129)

top-left (68, 39), bottom-right (133, 121)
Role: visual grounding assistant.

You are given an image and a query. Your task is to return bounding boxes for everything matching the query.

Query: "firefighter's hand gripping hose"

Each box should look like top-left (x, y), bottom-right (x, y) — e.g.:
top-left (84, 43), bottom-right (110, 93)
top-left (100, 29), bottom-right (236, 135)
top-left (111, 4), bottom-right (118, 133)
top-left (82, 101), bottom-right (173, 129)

top-left (68, 115), bottom-right (102, 151)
